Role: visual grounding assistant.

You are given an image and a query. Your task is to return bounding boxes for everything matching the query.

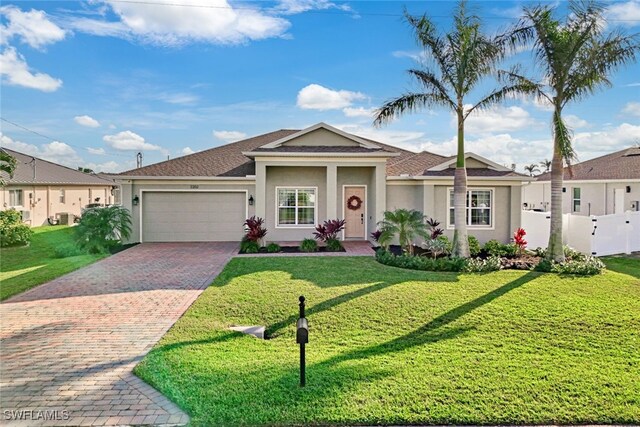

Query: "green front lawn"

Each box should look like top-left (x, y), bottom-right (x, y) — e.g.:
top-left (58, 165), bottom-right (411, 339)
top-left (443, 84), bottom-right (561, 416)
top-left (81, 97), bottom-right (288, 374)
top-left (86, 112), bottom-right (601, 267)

top-left (136, 257), bottom-right (640, 426)
top-left (0, 226), bottom-right (107, 301)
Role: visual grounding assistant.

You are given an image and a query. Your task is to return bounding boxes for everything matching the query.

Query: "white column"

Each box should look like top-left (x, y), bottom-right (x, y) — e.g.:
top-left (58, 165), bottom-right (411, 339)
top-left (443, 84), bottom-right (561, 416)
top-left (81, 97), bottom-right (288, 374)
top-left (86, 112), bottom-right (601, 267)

top-left (375, 164), bottom-right (386, 224)
top-left (255, 161), bottom-right (266, 219)
top-left (326, 164), bottom-right (337, 220)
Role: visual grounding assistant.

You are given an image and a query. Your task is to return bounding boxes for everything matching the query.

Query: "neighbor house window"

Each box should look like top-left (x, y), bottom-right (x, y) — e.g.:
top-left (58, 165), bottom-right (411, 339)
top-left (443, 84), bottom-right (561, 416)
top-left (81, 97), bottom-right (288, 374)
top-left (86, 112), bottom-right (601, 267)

top-left (9, 189), bottom-right (23, 207)
top-left (59, 189), bottom-right (66, 204)
top-left (572, 187), bottom-right (581, 212)
top-left (277, 188), bottom-right (316, 226)
top-left (448, 189), bottom-right (493, 228)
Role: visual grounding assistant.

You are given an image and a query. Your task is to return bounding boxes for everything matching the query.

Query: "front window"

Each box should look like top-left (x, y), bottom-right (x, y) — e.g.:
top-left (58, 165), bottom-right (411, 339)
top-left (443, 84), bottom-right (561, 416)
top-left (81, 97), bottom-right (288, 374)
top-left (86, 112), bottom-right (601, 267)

top-left (277, 188), bottom-right (316, 226)
top-left (59, 189), bottom-right (65, 204)
top-left (572, 187), bottom-right (581, 212)
top-left (448, 189), bottom-right (493, 228)
top-left (9, 189), bottom-right (23, 207)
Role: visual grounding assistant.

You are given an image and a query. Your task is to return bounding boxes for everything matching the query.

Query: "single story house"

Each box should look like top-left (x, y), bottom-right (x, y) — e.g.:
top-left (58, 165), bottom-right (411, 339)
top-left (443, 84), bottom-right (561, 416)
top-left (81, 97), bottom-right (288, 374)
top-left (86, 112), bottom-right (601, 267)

top-left (0, 148), bottom-right (118, 226)
top-left (522, 146), bottom-right (640, 216)
top-left (116, 123), bottom-right (531, 244)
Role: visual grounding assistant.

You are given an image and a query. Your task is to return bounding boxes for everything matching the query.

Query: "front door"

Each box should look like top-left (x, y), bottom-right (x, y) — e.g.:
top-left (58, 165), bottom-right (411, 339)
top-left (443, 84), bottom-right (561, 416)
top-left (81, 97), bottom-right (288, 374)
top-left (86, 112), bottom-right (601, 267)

top-left (344, 186), bottom-right (366, 239)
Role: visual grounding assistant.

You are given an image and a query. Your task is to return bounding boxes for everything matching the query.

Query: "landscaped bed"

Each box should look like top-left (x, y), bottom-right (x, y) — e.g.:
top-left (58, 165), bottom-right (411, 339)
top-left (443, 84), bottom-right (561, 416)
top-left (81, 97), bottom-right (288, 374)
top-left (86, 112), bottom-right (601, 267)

top-left (135, 256), bottom-right (640, 426)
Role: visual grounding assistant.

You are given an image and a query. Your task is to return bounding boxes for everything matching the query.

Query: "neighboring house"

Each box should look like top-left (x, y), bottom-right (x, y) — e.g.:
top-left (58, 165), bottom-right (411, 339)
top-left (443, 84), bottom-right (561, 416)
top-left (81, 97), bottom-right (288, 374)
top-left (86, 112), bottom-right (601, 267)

top-left (0, 148), bottom-right (119, 226)
top-left (522, 147), bottom-right (640, 216)
top-left (116, 123), bottom-right (531, 244)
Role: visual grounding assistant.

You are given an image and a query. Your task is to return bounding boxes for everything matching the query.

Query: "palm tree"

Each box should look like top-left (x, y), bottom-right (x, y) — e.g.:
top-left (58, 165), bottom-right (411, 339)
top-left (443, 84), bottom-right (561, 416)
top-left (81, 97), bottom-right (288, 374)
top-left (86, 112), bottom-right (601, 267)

top-left (539, 159), bottom-right (551, 173)
top-left (524, 163), bottom-right (539, 176)
top-left (506, 1), bottom-right (639, 262)
top-left (0, 149), bottom-right (17, 187)
top-left (373, 1), bottom-right (535, 258)
top-left (377, 209), bottom-right (430, 255)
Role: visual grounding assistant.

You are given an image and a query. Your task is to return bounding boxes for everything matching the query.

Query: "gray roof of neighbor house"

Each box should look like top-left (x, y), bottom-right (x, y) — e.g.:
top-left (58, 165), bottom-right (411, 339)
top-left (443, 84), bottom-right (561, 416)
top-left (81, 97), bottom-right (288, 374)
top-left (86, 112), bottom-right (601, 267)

top-left (0, 148), bottom-right (114, 185)
top-left (118, 127), bottom-right (526, 179)
top-left (535, 147), bottom-right (640, 181)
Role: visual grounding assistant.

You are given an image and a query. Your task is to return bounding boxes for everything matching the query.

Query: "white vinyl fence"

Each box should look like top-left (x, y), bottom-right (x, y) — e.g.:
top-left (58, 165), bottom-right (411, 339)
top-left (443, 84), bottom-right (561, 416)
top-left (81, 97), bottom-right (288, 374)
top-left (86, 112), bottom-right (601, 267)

top-left (521, 210), bottom-right (640, 256)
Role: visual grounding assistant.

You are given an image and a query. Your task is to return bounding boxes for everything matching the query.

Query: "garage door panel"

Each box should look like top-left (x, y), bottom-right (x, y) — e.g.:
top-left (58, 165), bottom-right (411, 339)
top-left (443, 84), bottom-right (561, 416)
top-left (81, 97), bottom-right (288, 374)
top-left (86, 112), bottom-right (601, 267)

top-left (142, 192), bottom-right (245, 242)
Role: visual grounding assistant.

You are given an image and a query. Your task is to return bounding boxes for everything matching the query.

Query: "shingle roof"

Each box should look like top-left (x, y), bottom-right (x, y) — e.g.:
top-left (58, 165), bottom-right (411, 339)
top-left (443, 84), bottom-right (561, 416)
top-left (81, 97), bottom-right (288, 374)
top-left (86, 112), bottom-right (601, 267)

top-left (386, 151), bottom-right (449, 176)
top-left (535, 147), bottom-right (640, 181)
top-left (1, 148), bottom-right (115, 185)
top-left (421, 168), bottom-right (525, 177)
top-left (251, 146), bottom-right (393, 153)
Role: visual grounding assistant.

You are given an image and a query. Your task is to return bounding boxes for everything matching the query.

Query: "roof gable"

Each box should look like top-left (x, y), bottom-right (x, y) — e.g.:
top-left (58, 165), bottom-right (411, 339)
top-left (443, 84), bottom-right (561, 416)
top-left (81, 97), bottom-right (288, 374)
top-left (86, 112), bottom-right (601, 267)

top-left (428, 152), bottom-right (512, 172)
top-left (260, 123), bottom-right (381, 149)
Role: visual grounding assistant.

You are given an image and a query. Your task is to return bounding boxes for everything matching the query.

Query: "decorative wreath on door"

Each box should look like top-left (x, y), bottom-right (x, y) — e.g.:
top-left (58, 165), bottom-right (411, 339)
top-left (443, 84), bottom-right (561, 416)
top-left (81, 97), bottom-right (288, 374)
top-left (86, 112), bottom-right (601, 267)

top-left (347, 195), bottom-right (363, 211)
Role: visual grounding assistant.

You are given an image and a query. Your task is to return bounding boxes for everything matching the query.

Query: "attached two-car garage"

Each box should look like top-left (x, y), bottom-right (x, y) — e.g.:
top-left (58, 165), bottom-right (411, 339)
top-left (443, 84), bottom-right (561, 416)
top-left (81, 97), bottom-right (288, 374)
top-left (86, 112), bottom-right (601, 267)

top-left (141, 191), bottom-right (247, 242)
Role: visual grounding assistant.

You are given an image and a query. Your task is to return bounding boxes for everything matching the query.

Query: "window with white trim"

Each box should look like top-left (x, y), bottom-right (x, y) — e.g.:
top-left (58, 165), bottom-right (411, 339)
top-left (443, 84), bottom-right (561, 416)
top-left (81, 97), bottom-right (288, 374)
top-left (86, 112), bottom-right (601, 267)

top-left (59, 189), bottom-right (66, 204)
top-left (277, 188), bottom-right (316, 226)
top-left (572, 187), bottom-right (581, 213)
top-left (448, 189), bottom-right (493, 227)
top-left (9, 189), bottom-right (23, 207)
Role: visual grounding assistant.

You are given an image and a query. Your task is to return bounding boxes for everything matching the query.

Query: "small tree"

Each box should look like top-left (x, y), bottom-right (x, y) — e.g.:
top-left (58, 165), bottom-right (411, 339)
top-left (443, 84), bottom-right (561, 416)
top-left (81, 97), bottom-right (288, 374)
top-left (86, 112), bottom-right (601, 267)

top-left (75, 205), bottom-right (132, 253)
top-left (524, 163), bottom-right (539, 176)
top-left (377, 209), bottom-right (430, 255)
top-left (0, 209), bottom-right (33, 247)
top-left (0, 150), bottom-right (17, 187)
top-left (539, 159), bottom-right (552, 173)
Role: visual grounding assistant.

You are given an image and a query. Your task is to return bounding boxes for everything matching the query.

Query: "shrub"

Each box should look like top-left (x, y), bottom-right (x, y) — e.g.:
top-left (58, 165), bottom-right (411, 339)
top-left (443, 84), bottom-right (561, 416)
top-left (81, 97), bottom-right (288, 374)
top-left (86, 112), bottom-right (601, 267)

top-left (534, 259), bottom-right (553, 272)
top-left (240, 239), bottom-right (260, 254)
top-left (376, 249), bottom-right (466, 272)
top-left (0, 209), bottom-right (33, 247)
top-left (551, 257), bottom-right (605, 275)
top-left (300, 238), bottom-right (318, 253)
top-left (75, 205), bottom-right (132, 254)
top-left (243, 216), bottom-right (267, 245)
top-left (513, 228), bottom-right (527, 255)
top-left (266, 242), bottom-right (281, 253)
top-left (325, 238), bottom-right (343, 252)
top-left (483, 239), bottom-right (517, 257)
top-left (563, 245), bottom-right (585, 261)
top-left (53, 243), bottom-right (86, 258)
top-left (468, 235), bottom-right (481, 256)
top-left (423, 235), bottom-right (451, 258)
top-left (313, 219), bottom-right (346, 242)
top-left (377, 209), bottom-right (430, 255)
top-left (371, 229), bottom-right (392, 251)
top-left (437, 235), bottom-right (452, 253)
top-left (464, 256), bottom-right (501, 273)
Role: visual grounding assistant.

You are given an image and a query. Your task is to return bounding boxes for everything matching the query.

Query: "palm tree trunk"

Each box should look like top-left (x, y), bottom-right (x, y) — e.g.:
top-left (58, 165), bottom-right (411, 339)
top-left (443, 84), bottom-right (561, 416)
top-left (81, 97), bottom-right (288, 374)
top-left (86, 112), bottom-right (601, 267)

top-left (451, 111), bottom-right (470, 258)
top-left (546, 133), bottom-right (565, 262)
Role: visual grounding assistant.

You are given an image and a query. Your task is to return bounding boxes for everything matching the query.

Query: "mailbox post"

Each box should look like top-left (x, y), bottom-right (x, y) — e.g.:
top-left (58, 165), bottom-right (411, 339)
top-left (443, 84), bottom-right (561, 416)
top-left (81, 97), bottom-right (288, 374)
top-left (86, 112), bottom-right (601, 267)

top-left (296, 295), bottom-right (309, 387)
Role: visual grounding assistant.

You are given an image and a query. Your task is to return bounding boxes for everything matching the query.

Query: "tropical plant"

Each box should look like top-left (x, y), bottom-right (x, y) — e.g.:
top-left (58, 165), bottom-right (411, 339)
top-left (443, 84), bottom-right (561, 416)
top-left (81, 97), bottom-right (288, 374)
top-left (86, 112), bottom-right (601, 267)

top-left (313, 219), bottom-right (346, 242)
top-left (240, 239), bottom-right (260, 254)
top-left (463, 256), bottom-right (502, 273)
top-left (524, 163), bottom-right (539, 176)
top-left (513, 227), bottom-right (527, 255)
top-left (266, 242), bottom-right (281, 253)
top-left (506, 1), bottom-right (639, 261)
top-left (325, 238), bottom-right (343, 252)
top-left (373, 1), bottom-right (534, 258)
top-left (371, 229), bottom-right (392, 251)
top-left (483, 239), bottom-right (518, 257)
top-left (243, 216), bottom-right (267, 246)
top-left (300, 238), bottom-right (318, 253)
top-left (0, 209), bottom-right (33, 247)
top-left (467, 235), bottom-right (481, 256)
top-left (75, 205), bottom-right (132, 254)
top-left (539, 159), bottom-right (552, 173)
top-left (0, 149), bottom-right (17, 186)
top-left (377, 209), bottom-right (429, 255)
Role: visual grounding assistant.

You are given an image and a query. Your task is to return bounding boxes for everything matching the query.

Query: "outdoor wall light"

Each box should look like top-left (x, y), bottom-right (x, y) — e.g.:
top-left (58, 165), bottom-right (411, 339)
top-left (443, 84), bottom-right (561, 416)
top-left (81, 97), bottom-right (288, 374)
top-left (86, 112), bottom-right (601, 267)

top-left (132, 195), bottom-right (139, 206)
top-left (248, 195), bottom-right (254, 206)
top-left (627, 186), bottom-right (631, 193)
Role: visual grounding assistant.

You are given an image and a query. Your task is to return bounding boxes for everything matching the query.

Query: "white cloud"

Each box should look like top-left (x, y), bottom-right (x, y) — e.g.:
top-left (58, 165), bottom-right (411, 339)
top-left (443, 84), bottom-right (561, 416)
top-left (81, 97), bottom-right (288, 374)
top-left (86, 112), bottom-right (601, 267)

top-left (333, 123), bottom-right (425, 150)
top-left (0, 6), bottom-right (66, 49)
top-left (522, 96), bottom-right (554, 112)
top-left (87, 147), bottom-right (106, 155)
top-left (181, 147), bottom-right (196, 155)
top-left (213, 130), bottom-right (247, 143)
top-left (274, 0), bottom-right (352, 14)
top-left (0, 133), bottom-right (83, 167)
top-left (564, 114), bottom-right (589, 129)
top-left (155, 92), bottom-right (199, 105)
top-left (391, 50), bottom-right (426, 62)
top-left (607, 1), bottom-right (640, 26)
top-left (297, 84), bottom-right (366, 110)
top-left (463, 105), bottom-right (536, 135)
top-left (573, 123), bottom-right (640, 159)
top-left (67, 0), bottom-right (290, 46)
top-left (625, 82), bottom-right (640, 87)
top-left (83, 160), bottom-right (121, 173)
top-left (343, 106), bottom-right (376, 118)
top-left (0, 47), bottom-right (62, 92)
top-left (74, 115), bottom-right (101, 128)
top-left (103, 130), bottom-right (161, 151)
top-left (622, 101), bottom-right (640, 117)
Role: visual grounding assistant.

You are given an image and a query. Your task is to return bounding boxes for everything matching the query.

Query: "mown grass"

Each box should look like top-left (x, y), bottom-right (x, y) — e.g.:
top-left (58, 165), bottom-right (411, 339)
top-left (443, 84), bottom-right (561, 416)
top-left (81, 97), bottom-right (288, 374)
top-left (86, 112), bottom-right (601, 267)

top-left (135, 256), bottom-right (640, 426)
top-left (0, 226), bottom-right (106, 301)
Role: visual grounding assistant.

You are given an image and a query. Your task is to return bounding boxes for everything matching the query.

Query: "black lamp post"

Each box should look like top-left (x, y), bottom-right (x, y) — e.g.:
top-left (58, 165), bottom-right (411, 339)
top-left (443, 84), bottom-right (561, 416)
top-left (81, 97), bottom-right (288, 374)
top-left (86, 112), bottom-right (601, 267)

top-left (296, 296), bottom-right (309, 387)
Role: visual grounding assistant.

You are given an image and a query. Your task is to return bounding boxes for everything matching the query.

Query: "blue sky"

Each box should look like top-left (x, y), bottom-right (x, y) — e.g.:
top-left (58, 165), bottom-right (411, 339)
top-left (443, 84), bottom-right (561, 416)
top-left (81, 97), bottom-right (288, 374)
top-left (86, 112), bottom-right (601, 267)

top-left (1, 0), bottom-right (639, 173)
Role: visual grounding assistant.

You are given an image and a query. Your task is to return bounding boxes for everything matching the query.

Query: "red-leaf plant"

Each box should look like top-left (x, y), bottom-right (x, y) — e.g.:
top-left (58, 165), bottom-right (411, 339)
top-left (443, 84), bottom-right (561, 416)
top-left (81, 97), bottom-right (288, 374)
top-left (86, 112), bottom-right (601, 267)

top-left (426, 217), bottom-right (444, 240)
top-left (513, 227), bottom-right (527, 255)
top-left (244, 216), bottom-right (267, 245)
top-left (313, 219), bottom-right (346, 242)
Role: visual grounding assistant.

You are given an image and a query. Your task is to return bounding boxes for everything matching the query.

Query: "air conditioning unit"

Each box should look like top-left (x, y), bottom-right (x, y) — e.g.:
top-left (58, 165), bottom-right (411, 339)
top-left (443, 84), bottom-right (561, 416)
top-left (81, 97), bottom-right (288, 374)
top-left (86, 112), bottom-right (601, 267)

top-left (21, 210), bottom-right (31, 221)
top-left (56, 212), bottom-right (74, 225)
top-left (631, 201), bottom-right (640, 212)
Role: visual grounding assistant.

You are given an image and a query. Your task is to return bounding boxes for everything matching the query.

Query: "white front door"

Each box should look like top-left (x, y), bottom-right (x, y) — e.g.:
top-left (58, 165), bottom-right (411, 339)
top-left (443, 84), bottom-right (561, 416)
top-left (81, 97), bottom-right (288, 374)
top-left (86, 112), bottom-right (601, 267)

top-left (614, 188), bottom-right (625, 214)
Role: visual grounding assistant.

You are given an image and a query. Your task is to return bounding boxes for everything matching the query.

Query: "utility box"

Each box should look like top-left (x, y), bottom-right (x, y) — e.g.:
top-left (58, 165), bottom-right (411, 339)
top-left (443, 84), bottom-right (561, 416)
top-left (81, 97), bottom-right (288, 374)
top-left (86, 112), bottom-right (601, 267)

top-left (57, 212), bottom-right (74, 225)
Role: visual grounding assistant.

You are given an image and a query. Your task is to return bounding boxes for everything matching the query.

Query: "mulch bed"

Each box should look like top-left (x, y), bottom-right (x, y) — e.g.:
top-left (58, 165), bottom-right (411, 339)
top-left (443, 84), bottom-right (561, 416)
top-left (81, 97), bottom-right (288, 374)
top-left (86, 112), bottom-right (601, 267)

top-left (238, 246), bottom-right (346, 255)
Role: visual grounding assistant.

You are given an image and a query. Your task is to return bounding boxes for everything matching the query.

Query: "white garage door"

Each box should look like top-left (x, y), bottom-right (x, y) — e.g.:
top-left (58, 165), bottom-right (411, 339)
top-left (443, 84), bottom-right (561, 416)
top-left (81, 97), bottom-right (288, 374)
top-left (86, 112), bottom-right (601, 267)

top-left (142, 192), bottom-right (246, 242)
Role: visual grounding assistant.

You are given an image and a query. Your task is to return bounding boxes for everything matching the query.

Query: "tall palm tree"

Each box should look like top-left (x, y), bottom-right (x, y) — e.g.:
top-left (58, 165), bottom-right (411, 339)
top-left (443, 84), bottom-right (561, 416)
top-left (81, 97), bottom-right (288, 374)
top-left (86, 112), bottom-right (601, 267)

top-left (377, 209), bottom-right (430, 255)
top-left (507, 1), bottom-right (639, 262)
top-left (539, 159), bottom-right (552, 173)
top-left (524, 163), bottom-right (539, 176)
top-left (0, 149), bottom-right (17, 187)
top-left (373, 1), bottom-right (535, 258)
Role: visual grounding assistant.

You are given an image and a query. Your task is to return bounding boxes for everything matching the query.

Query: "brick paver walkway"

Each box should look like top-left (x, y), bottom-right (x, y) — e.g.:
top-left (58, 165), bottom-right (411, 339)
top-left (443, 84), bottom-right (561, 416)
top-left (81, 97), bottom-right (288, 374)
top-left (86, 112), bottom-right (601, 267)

top-left (1, 242), bottom-right (238, 426)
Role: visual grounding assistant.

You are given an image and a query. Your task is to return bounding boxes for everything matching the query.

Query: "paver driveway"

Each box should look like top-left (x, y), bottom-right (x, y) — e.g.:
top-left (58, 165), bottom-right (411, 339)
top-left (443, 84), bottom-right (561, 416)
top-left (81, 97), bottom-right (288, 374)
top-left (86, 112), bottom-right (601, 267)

top-left (1, 242), bottom-right (238, 426)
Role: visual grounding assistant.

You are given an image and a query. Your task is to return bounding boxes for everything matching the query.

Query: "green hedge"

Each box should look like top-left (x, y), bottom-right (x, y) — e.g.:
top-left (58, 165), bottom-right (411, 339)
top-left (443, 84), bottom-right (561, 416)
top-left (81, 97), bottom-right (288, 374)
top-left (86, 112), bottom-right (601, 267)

top-left (376, 249), bottom-right (467, 272)
top-left (0, 209), bottom-right (33, 247)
